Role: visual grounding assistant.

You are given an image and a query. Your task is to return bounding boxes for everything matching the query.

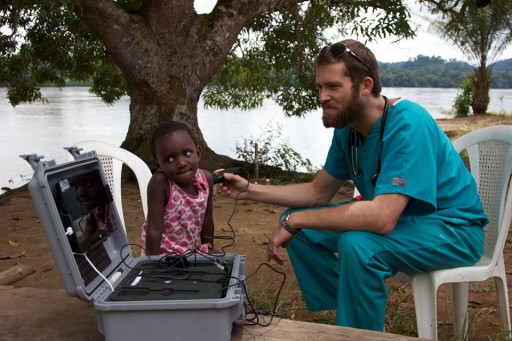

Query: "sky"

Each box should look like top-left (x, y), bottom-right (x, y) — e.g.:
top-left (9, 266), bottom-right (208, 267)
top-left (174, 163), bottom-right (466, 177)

top-left (194, 0), bottom-right (512, 63)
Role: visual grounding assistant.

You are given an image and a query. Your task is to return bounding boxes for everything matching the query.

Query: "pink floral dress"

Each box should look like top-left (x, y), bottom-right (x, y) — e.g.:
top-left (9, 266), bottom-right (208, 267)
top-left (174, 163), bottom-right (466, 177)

top-left (140, 169), bottom-right (210, 256)
top-left (88, 206), bottom-right (116, 234)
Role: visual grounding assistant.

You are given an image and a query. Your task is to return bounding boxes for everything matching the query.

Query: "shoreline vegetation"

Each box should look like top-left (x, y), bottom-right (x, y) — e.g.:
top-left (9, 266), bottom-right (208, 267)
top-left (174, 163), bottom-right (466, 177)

top-left (2, 113), bottom-right (511, 197)
top-left (2, 56), bottom-right (511, 90)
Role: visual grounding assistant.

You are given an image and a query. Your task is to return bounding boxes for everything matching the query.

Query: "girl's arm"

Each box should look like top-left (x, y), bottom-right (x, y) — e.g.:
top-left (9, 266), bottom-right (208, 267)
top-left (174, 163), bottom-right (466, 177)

top-left (201, 169), bottom-right (215, 250)
top-left (83, 211), bottom-right (97, 236)
top-left (145, 171), bottom-right (168, 255)
top-left (77, 211), bottom-right (101, 251)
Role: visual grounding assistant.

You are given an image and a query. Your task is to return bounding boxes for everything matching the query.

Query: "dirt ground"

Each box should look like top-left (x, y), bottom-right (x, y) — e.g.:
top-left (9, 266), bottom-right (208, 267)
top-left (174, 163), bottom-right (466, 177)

top-left (1, 115), bottom-right (512, 340)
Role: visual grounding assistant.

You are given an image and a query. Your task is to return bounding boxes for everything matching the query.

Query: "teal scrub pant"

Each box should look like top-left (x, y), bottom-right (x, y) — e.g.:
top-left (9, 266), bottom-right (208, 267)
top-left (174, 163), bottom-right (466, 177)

top-left (284, 202), bottom-right (484, 331)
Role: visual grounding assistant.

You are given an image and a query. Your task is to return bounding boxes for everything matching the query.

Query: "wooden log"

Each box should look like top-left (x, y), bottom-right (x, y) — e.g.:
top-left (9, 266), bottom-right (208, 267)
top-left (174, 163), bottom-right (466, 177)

top-left (232, 317), bottom-right (427, 340)
top-left (0, 263), bottom-right (36, 285)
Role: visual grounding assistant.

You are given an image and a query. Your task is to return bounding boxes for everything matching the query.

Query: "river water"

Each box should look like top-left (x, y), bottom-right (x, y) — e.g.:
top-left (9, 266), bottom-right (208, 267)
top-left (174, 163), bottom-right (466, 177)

top-left (1, 86), bottom-right (511, 193)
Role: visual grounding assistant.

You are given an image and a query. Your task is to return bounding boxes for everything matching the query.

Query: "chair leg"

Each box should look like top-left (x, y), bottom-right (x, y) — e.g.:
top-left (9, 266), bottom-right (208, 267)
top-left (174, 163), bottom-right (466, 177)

top-left (494, 275), bottom-right (512, 338)
top-left (451, 282), bottom-right (469, 340)
top-left (411, 274), bottom-right (439, 340)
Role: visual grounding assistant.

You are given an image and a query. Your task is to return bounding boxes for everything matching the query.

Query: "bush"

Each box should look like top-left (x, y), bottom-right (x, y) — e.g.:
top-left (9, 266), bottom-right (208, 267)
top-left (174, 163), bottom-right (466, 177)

top-left (452, 76), bottom-right (474, 118)
top-left (234, 122), bottom-right (317, 178)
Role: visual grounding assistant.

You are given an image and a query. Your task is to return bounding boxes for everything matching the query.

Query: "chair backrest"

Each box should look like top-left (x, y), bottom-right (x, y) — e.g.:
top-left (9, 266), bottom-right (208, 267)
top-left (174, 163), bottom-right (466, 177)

top-left (66, 140), bottom-right (152, 231)
top-left (452, 125), bottom-right (512, 264)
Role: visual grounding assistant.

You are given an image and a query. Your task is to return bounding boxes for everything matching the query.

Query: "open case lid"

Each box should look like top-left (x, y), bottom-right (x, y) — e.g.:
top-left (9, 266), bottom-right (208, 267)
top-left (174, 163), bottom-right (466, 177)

top-left (21, 149), bottom-right (131, 302)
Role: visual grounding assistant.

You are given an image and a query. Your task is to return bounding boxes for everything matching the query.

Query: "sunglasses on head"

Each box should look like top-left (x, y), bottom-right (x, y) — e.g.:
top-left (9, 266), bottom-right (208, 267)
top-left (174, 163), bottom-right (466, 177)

top-left (327, 42), bottom-right (373, 78)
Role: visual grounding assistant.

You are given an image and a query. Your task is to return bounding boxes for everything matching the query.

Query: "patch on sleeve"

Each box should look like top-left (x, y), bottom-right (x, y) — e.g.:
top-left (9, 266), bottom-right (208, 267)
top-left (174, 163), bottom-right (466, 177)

top-left (392, 177), bottom-right (406, 186)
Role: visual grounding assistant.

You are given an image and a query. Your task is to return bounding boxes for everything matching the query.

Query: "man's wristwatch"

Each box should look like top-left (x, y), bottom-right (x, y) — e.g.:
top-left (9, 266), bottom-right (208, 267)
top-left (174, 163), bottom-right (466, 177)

top-left (280, 213), bottom-right (300, 235)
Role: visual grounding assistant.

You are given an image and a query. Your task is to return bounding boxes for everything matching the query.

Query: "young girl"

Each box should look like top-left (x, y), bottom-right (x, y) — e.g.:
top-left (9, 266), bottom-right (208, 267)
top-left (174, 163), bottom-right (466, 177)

top-left (141, 121), bottom-right (215, 256)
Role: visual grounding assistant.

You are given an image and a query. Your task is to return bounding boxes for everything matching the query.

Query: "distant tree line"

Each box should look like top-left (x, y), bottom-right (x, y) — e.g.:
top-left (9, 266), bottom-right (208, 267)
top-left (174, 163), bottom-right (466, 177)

top-left (2, 55), bottom-right (511, 90)
top-left (380, 55), bottom-right (512, 88)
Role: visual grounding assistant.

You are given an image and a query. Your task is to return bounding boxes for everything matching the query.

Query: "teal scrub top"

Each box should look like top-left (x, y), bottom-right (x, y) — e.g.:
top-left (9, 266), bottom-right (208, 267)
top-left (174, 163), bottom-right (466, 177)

top-left (324, 98), bottom-right (488, 227)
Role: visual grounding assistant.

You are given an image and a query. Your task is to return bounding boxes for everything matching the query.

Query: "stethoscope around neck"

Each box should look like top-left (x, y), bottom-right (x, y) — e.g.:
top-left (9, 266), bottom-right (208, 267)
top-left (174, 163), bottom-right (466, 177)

top-left (350, 96), bottom-right (389, 187)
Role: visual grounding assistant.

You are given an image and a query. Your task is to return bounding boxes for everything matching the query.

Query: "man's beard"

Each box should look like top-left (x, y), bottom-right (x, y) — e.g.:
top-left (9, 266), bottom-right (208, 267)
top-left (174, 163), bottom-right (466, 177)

top-left (322, 91), bottom-right (364, 129)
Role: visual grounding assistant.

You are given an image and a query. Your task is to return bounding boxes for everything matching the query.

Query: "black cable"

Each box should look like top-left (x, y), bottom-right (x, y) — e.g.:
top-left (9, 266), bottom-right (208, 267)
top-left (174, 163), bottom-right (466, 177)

top-left (205, 167), bottom-right (250, 254)
top-left (117, 169), bottom-right (288, 326)
top-left (221, 261), bottom-right (288, 327)
top-left (119, 243), bottom-right (155, 271)
top-left (119, 243), bottom-right (287, 327)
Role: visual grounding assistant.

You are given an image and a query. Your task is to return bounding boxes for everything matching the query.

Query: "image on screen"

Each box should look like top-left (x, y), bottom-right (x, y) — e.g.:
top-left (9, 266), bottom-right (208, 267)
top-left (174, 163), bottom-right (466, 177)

top-left (56, 169), bottom-right (118, 254)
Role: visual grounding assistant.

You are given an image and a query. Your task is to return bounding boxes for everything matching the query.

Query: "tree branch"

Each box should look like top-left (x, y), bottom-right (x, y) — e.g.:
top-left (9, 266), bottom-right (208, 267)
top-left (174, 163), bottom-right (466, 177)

top-left (79, 0), bottom-right (160, 76)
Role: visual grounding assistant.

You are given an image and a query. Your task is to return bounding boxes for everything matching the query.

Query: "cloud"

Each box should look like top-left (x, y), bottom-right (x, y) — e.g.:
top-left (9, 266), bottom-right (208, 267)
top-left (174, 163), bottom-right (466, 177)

top-left (194, 0), bottom-right (512, 63)
top-left (194, 0), bottom-right (217, 14)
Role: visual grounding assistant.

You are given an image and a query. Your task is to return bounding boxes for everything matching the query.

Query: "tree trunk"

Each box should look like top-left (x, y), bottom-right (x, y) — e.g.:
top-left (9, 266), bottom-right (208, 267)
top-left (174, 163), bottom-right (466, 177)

top-left (471, 66), bottom-right (491, 115)
top-left (78, 0), bottom-right (299, 171)
top-left (120, 83), bottom-right (234, 171)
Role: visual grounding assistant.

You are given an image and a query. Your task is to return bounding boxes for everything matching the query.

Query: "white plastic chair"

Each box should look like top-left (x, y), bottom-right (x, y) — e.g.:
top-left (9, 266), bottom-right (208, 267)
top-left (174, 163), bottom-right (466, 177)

top-left (391, 125), bottom-right (512, 340)
top-left (66, 140), bottom-right (152, 231)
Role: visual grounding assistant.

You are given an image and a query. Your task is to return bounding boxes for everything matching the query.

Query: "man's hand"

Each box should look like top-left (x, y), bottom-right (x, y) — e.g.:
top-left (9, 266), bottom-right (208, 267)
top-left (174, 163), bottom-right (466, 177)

top-left (214, 169), bottom-right (249, 200)
top-left (267, 224), bottom-right (295, 265)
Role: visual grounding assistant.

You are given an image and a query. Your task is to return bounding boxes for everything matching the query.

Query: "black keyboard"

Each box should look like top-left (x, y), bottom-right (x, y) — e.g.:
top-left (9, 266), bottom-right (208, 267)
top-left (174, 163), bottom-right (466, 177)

top-left (75, 243), bottom-right (112, 285)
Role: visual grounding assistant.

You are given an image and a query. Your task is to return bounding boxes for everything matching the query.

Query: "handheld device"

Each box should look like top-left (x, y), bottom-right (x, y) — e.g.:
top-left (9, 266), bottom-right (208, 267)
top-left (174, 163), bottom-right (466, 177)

top-left (212, 167), bottom-right (244, 184)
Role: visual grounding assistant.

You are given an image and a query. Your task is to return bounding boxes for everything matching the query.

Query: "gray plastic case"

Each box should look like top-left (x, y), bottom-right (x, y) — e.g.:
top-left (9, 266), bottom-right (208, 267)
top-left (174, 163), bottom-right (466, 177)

top-left (21, 151), bottom-right (247, 341)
